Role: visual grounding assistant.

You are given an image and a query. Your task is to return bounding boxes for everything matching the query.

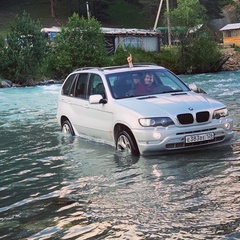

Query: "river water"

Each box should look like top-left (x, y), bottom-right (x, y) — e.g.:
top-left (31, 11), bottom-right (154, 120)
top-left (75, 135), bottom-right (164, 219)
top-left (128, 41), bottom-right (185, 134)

top-left (0, 71), bottom-right (240, 240)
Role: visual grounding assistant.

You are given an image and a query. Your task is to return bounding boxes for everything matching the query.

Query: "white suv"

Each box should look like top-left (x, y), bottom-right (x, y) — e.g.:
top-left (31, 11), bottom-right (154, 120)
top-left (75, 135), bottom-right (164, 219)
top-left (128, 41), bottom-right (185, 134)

top-left (57, 64), bottom-right (234, 155)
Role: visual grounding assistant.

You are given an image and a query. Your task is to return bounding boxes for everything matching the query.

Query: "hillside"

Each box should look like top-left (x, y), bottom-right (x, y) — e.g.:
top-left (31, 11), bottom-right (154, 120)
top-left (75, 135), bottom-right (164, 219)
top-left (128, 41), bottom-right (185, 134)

top-left (0, 0), bottom-right (149, 36)
top-left (0, 0), bottom-right (70, 34)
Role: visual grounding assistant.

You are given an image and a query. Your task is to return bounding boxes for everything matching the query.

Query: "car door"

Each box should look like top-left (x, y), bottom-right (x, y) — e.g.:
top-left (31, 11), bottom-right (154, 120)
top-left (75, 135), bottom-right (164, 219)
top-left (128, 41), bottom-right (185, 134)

top-left (66, 72), bottom-right (92, 134)
top-left (58, 73), bottom-right (78, 125)
top-left (82, 73), bottom-right (114, 142)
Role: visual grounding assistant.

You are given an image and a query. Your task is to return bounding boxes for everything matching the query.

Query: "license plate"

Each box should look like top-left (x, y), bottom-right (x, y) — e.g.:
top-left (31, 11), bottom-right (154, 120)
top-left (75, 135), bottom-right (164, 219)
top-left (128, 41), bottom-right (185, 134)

top-left (185, 132), bottom-right (215, 143)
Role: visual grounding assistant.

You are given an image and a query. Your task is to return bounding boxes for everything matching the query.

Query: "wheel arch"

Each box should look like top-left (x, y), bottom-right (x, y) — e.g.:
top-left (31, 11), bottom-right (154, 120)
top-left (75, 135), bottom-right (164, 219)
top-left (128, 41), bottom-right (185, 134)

top-left (114, 123), bottom-right (140, 155)
top-left (60, 115), bottom-right (69, 126)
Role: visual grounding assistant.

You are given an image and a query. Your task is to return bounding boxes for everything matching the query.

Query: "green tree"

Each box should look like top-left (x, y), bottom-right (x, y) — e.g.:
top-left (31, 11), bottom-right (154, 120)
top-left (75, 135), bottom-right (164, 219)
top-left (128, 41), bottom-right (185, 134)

top-left (180, 35), bottom-right (224, 73)
top-left (137, 0), bottom-right (232, 25)
top-left (166, 0), bottom-right (225, 73)
top-left (0, 11), bottom-right (47, 84)
top-left (48, 13), bottom-right (108, 77)
top-left (169, 0), bottom-right (207, 33)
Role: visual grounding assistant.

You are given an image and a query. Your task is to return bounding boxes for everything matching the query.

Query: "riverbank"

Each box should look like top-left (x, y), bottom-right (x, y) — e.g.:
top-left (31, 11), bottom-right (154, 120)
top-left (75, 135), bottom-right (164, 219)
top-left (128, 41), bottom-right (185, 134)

top-left (0, 79), bottom-right (63, 88)
top-left (1, 48), bottom-right (240, 88)
top-left (220, 47), bottom-right (240, 71)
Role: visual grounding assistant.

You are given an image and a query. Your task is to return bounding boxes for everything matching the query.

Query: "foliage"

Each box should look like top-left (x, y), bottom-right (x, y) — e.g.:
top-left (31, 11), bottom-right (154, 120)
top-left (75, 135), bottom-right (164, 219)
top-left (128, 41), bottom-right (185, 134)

top-left (161, 0), bottom-right (224, 74)
top-left (137, 0), bottom-right (232, 26)
top-left (179, 33), bottom-right (224, 73)
top-left (154, 47), bottom-right (183, 73)
top-left (47, 13), bottom-right (108, 78)
top-left (108, 47), bottom-right (156, 66)
top-left (0, 11), bottom-right (47, 84)
top-left (168, 0), bottom-right (207, 35)
top-left (110, 35), bottom-right (225, 75)
top-left (107, 46), bottom-right (178, 72)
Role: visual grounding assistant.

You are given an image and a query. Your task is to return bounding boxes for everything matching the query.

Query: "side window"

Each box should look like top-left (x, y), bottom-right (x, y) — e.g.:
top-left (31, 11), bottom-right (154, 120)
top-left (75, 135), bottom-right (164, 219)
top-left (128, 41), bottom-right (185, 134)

top-left (62, 74), bottom-right (76, 96)
top-left (74, 73), bottom-right (89, 99)
top-left (87, 74), bottom-right (106, 99)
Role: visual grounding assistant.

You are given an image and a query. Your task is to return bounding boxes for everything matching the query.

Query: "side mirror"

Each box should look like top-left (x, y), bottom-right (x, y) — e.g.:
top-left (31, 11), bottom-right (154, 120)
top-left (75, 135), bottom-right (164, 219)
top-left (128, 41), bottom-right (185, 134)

top-left (188, 83), bottom-right (206, 94)
top-left (89, 94), bottom-right (107, 104)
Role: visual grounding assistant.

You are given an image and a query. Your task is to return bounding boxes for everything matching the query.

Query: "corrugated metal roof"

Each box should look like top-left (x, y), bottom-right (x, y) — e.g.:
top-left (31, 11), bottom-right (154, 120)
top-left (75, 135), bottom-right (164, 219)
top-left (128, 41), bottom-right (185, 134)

top-left (101, 27), bottom-right (160, 36)
top-left (220, 23), bottom-right (240, 31)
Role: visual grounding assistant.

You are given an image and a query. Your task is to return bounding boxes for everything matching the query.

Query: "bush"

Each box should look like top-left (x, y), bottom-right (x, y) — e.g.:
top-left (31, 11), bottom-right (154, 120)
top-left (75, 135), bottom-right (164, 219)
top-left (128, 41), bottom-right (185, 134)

top-left (108, 46), bottom-right (183, 74)
top-left (179, 34), bottom-right (223, 73)
top-left (0, 11), bottom-right (47, 84)
top-left (47, 13), bottom-right (108, 78)
top-left (108, 46), bottom-right (156, 66)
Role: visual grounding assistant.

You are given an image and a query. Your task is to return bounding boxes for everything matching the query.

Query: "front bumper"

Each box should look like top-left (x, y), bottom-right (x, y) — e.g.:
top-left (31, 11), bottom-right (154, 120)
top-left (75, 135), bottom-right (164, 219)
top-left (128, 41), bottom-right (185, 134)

top-left (133, 118), bottom-right (234, 155)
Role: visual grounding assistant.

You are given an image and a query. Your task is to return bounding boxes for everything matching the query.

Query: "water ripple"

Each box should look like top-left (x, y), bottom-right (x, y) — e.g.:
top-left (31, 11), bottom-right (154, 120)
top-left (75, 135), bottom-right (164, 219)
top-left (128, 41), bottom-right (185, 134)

top-left (0, 74), bottom-right (240, 239)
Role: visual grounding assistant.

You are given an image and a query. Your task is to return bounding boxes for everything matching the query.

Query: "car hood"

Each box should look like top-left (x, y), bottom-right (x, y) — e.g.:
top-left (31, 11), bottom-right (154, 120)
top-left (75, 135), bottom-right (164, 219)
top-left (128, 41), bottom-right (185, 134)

top-left (117, 92), bottom-right (225, 116)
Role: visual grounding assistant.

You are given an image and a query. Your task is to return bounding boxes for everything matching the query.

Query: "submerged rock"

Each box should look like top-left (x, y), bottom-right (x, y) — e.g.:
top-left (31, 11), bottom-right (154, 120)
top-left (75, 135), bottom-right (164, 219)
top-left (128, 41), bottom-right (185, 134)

top-left (0, 79), bottom-right (12, 88)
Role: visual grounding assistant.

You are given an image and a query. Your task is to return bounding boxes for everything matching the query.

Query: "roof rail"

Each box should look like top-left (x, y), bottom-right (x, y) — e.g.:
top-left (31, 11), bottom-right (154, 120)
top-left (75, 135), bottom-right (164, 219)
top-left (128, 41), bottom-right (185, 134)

top-left (74, 67), bottom-right (101, 71)
top-left (132, 63), bottom-right (158, 66)
top-left (74, 63), bottom-right (158, 72)
top-left (101, 63), bottom-right (158, 70)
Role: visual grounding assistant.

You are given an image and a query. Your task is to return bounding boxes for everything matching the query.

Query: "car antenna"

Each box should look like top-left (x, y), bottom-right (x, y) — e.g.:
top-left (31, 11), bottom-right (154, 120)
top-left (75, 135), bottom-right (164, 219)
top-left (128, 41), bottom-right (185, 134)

top-left (127, 53), bottom-right (133, 68)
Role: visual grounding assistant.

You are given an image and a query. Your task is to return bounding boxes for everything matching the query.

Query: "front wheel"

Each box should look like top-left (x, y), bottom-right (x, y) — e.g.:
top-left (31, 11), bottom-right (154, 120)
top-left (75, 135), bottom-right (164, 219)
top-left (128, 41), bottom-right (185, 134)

top-left (116, 130), bottom-right (139, 156)
top-left (61, 119), bottom-right (75, 136)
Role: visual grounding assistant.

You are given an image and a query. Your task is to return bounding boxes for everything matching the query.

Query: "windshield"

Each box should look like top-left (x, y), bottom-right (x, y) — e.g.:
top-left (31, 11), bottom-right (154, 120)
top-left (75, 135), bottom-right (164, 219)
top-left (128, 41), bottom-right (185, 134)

top-left (106, 69), bottom-right (190, 99)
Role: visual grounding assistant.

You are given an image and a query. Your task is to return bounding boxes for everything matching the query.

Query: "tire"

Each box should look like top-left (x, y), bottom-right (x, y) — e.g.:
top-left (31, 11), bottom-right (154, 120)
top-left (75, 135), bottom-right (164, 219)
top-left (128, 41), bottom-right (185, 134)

top-left (116, 130), bottom-right (139, 156)
top-left (61, 119), bottom-right (75, 136)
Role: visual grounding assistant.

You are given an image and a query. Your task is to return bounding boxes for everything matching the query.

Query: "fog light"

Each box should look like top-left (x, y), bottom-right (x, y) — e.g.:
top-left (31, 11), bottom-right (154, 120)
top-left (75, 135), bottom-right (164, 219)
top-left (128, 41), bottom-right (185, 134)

top-left (153, 131), bottom-right (161, 139)
top-left (224, 122), bottom-right (231, 130)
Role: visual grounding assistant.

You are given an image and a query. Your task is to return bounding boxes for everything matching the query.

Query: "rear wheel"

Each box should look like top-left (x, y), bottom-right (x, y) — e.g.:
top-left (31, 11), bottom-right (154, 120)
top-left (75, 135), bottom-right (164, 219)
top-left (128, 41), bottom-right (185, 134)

top-left (116, 130), bottom-right (139, 156)
top-left (61, 119), bottom-right (75, 136)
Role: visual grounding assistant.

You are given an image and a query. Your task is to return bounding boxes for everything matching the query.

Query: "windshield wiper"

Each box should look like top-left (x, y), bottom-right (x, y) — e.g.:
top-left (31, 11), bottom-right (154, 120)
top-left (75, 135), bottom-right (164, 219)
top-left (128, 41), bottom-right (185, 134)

top-left (158, 90), bottom-right (183, 94)
top-left (137, 95), bottom-right (157, 100)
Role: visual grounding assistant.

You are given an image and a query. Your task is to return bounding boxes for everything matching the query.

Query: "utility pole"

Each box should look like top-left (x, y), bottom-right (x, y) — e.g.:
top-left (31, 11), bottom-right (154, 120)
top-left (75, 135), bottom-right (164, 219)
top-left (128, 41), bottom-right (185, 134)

top-left (154, 0), bottom-right (172, 46)
top-left (153, 0), bottom-right (164, 30)
top-left (86, 1), bottom-right (90, 19)
top-left (166, 0), bottom-right (171, 46)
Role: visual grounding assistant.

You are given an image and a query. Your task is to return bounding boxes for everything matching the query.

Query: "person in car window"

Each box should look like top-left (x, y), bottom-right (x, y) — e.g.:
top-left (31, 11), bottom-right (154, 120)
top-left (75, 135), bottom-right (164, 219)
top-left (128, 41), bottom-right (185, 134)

top-left (126, 74), bottom-right (141, 96)
top-left (135, 73), bottom-right (155, 95)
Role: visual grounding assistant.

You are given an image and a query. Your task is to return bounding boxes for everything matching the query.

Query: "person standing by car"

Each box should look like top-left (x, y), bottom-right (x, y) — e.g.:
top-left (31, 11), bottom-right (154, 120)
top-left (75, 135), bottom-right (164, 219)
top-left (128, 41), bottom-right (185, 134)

top-left (135, 73), bottom-right (155, 95)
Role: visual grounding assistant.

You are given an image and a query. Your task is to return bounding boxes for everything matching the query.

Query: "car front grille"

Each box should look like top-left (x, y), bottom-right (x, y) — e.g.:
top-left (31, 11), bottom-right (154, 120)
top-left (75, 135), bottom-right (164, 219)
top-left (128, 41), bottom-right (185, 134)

top-left (177, 111), bottom-right (210, 124)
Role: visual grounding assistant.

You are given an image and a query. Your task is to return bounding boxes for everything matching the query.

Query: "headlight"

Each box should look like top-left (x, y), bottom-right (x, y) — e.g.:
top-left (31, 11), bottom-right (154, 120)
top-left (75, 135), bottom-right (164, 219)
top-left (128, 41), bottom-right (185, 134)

top-left (213, 108), bottom-right (229, 119)
top-left (139, 117), bottom-right (174, 127)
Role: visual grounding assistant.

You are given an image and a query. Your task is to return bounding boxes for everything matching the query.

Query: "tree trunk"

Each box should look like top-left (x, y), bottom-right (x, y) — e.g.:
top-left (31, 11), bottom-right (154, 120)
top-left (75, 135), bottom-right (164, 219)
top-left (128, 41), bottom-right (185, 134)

top-left (50, 0), bottom-right (56, 18)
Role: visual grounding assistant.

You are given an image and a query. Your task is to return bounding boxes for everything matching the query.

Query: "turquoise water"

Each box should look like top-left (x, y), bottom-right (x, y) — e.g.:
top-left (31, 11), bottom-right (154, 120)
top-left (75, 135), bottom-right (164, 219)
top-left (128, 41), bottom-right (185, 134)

top-left (0, 71), bottom-right (239, 239)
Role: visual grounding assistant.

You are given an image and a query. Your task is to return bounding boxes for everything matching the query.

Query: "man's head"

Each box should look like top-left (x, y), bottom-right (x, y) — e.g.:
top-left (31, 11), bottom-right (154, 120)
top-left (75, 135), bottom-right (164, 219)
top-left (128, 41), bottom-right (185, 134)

top-left (144, 73), bottom-right (153, 86)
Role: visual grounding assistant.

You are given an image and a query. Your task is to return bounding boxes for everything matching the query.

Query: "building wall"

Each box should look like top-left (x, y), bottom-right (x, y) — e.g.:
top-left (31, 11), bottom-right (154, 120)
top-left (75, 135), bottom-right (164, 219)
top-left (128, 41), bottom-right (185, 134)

top-left (114, 36), bottom-right (159, 52)
top-left (222, 29), bottom-right (240, 46)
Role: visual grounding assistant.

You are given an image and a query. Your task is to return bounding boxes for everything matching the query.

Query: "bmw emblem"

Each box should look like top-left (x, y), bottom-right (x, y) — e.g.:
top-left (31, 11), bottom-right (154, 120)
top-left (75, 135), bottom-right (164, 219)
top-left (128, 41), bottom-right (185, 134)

top-left (188, 107), bottom-right (193, 111)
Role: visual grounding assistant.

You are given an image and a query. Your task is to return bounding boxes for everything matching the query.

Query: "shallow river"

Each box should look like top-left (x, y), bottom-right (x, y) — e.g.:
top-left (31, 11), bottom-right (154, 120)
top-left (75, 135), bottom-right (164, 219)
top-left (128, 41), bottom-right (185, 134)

top-left (0, 71), bottom-right (240, 240)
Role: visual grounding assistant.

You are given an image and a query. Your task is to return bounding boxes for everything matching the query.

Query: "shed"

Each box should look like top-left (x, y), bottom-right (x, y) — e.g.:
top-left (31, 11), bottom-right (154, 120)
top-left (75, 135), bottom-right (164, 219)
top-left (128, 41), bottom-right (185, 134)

top-left (41, 26), bottom-right (61, 41)
top-left (220, 23), bottom-right (240, 46)
top-left (101, 28), bottom-right (161, 54)
top-left (41, 26), bottom-right (161, 54)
